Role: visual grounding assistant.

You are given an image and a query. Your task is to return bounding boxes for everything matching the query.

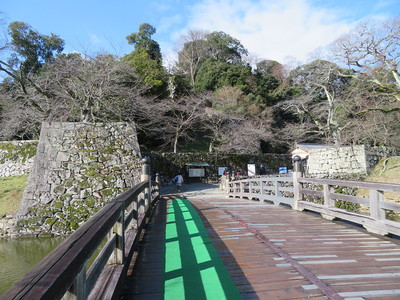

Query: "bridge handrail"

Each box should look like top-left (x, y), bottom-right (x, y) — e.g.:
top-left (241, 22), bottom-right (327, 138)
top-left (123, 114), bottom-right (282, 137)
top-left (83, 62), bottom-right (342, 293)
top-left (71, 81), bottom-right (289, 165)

top-left (297, 177), bottom-right (400, 236)
top-left (226, 173), bottom-right (400, 237)
top-left (227, 176), bottom-right (294, 207)
top-left (3, 180), bottom-right (159, 300)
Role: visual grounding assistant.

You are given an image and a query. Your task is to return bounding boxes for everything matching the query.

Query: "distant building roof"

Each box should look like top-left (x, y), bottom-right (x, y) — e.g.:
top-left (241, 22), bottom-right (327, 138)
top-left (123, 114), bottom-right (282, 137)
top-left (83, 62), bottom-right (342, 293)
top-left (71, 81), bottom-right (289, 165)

top-left (290, 143), bottom-right (337, 159)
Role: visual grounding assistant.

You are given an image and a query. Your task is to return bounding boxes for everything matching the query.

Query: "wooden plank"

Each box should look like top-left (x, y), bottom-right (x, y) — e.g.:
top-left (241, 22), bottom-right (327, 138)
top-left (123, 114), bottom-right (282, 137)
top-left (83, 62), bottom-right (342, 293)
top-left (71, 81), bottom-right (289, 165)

top-left (381, 201), bottom-right (400, 211)
top-left (298, 177), bottom-right (400, 192)
top-left (329, 192), bottom-right (369, 205)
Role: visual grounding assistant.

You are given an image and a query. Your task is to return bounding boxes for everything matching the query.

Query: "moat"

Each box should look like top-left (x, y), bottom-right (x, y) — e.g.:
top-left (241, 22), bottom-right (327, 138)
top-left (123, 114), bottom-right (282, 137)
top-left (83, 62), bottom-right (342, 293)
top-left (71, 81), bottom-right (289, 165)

top-left (0, 236), bottom-right (64, 295)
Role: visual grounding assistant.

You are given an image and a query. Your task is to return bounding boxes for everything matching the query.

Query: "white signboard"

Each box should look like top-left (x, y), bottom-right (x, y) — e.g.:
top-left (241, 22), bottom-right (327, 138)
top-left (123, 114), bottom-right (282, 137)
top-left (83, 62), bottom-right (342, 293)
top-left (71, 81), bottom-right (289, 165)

top-left (218, 167), bottom-right (227, 176)
top-left (247, 164), bottom-right (256, 176)
top-left (189, 168), bottom-right (205, 177)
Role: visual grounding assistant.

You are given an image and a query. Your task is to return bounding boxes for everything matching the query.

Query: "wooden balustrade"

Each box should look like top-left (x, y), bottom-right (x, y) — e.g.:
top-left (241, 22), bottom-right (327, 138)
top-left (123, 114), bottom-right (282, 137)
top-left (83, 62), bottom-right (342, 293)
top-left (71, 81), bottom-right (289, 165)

top-left (297, 177), bottom-right (400, 236)
top-left (3, 180), bottom-right (159, 300)
top-left (227, 174), bottom-right (400, 237)
top-left (228, 176), bottom-right (294, 207)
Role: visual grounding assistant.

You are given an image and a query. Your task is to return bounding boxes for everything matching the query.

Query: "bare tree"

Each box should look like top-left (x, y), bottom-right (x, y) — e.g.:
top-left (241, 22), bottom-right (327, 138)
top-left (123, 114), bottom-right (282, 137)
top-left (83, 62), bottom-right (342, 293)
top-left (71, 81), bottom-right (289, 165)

top-left (327, 17), bottom-right (400, 147)
top-left (176, 29), bottom-right (209, 87)
top-left (0, 53), bottom-right (150, 139)
top-left (140, 92), bottom-right (210, 153)
top-left (36, 53), bottom-right (149, 122)
top-left (204, 86), bottom-right (273, 153)
top-left (331, 17), bottom-right (400, 108)
top-left (279, 60), bottom-right (349, 145)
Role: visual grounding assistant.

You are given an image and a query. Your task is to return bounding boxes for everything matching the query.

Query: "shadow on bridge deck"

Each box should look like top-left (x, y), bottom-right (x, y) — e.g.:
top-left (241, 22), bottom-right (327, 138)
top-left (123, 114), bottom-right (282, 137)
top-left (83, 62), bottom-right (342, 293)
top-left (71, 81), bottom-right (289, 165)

top-left (121, 184), bottom-right (400, 299)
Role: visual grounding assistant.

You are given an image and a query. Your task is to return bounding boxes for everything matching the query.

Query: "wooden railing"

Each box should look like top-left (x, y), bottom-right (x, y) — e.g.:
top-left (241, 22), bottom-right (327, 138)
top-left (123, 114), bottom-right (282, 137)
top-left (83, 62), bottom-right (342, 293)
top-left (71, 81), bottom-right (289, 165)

top-left (227, 176), bottom-right (294, 207)
top-left (3, 179), bottom-right (159, 300)
top-left (297, 177), bottom-right (400, 236)
top-left (227, 161), bottom-right (400, 237)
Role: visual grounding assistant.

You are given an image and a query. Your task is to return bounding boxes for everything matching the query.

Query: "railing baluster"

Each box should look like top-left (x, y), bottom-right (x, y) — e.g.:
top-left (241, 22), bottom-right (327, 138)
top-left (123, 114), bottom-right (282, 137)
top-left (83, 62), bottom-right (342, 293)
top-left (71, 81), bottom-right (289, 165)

top-left (323, 183), bottom-right (334, 207)
top-left (62, 265), bottom-right (87, 300)
top-left (274, 179), bottom-right (279, 197)
top-left (369, 189), bottom-right (385, 221)
top-left (109, 207), bottom-right (125, 265)
top-left (260, 179), bottom-right (265, 199)
top-left (293, 156), bottom-right (302, 211)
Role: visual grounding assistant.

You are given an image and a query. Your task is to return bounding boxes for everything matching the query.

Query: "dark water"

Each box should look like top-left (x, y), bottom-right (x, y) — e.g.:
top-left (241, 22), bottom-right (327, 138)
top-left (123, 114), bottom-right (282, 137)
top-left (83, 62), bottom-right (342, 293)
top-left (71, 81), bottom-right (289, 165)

top-left (0, 236), bottom-right (64, 295)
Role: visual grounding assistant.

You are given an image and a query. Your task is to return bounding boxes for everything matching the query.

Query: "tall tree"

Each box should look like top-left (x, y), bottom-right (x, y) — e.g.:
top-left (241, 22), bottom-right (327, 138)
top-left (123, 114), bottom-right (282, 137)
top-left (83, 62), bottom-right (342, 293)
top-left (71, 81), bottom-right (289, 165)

top-left (331, 17), bottom-right (400, 109)
top-left (123, 23), bottom-right (165, 93)
top-left (204, 31), bottom-right (248, 64)
top-left (176, 30), bottom-right (208, 87)
top-left (0, 53), bottom-right (149, 139)
top-left (329, 16), bottom-right (400, 147)
top-left (0, 21), bottom-right (64, 119)
top-left (194, 58), bottom-right (253, 92)
top-left (205, 86), bottom-right (272, 153)
top-left (176, 30), bottom-right (249, 90)
top-left (3, 21), bottom-right (64, 76)
top-left (139, 93), bottom-right (209, 152)
top-left (256, 59), bottom-right (287, 84)
top-left (278, 60), bottom-right (349, 145)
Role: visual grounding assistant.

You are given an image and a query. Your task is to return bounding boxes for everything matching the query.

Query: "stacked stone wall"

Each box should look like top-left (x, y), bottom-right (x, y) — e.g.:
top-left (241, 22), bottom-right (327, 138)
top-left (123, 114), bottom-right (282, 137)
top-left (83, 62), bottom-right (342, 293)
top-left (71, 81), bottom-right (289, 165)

top-left (0, 141), bottom-right (38, 177)
top-left (11, 122), bottom-right (142, 237)
top-left (306, 145), bottom-right (396, 178)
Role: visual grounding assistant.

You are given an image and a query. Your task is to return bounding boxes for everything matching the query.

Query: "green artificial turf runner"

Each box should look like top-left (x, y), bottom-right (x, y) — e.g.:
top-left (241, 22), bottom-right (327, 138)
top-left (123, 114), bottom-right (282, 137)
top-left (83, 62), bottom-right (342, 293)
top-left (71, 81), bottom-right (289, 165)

top-left (163, 198), bottom-right (242, 300)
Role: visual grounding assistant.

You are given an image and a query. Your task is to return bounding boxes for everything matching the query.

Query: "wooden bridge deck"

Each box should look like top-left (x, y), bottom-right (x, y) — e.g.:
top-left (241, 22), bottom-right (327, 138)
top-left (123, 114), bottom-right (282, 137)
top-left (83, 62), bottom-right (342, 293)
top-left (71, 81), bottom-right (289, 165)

top-left (120, 187), bottom-right (400, 300)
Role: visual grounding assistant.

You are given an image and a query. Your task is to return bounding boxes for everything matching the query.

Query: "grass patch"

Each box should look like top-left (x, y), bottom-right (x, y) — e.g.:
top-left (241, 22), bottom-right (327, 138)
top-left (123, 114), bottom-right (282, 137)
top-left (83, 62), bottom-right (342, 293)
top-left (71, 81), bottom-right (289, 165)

top-left (0, 175), bottom-right (29, 215)
top-left (356, 156), bottom-right (400, 220)
top-left (357, 156), bottom-right (400, 201)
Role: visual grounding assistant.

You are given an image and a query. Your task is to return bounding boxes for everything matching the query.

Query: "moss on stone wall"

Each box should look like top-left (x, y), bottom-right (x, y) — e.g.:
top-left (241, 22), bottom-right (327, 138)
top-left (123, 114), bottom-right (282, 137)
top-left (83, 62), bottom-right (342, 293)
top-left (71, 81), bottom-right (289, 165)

top-left (14, 122), bottom-right (142, 237)
top-left (0, 141), bottom-right (38, 164)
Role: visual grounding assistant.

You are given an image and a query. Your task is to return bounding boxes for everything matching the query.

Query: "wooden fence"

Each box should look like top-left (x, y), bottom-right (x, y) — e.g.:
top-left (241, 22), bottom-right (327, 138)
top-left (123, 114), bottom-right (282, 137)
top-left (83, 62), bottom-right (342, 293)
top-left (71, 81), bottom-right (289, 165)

top-left (227, 176), bottom-right (294, 207)
top-left (3, 164), bottom-right (159, 300)
top-left (227, 160), bottom-right (400, 237)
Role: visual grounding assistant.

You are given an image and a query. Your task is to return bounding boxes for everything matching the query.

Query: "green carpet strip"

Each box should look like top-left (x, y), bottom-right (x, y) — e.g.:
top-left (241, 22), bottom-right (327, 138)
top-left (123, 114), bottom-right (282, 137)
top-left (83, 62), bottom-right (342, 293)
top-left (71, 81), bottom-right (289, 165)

top-left (163, 198), bottom-right (242, 300)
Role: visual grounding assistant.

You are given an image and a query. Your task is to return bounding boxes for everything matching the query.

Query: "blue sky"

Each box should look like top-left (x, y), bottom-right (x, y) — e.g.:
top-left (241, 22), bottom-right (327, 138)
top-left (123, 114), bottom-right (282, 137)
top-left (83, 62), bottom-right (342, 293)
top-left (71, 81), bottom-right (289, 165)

top-left (1, 0), bottom-right (399, 65)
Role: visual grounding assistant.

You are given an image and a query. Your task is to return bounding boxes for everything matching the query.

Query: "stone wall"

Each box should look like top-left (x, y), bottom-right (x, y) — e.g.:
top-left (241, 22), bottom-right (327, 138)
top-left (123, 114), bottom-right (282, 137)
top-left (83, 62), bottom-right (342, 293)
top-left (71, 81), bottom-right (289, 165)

top-left (306, 145), bottom-right (396, 177)
top-left (13, 122), bottom-right (142, 237)
top-left (0, 141), bottom-right (38, 177)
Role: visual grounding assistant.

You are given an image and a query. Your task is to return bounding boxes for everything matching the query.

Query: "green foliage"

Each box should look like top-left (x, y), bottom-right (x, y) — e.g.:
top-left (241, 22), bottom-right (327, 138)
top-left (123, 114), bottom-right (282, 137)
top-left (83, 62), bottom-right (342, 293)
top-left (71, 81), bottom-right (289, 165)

top-left (195, 58), bottom-right (253, 91)
top-left (8, 21), bottom-right (64, 75)
top-left (124, 23), bottom-right (166, 95)
top-left (0, 142), bottom-right (37, 163)
top-left (123, 49), bottom-right (165, 88)
top-left (126, 23), bottom-right (162, 62)
top-left (204, 31), bottom-right (248, 63)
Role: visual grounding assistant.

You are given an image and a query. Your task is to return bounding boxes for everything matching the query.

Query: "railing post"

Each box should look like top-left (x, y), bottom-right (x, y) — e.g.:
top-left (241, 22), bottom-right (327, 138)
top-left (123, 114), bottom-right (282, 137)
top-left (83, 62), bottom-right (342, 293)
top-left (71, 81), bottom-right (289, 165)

top-left (274, 179), bottom-right (280, 206)
top-left (260, 179), bottom-right (264, 197)
top-left (111, 208), bottom-right (125, 264)
top-left (141, 157), bottom-right (151, 207)
top-left (292, 155), bottom-right (302, 211)
top-left (369, 189), bottom-right (385, 221)
top-left (62, 266), bottom-right (86, 300)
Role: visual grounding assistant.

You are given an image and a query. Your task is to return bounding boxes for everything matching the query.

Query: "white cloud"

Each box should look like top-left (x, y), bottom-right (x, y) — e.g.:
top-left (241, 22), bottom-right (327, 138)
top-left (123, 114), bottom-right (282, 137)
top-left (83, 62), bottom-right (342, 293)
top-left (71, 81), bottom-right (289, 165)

top-left (179, 0), bottom-right (358, 64)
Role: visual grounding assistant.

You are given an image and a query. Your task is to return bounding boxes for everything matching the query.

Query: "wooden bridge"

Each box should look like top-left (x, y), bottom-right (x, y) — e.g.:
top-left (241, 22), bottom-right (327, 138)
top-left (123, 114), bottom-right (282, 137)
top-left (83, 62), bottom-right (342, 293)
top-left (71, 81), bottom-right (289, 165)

top-left (3, 158), bottom-right (400, 300)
